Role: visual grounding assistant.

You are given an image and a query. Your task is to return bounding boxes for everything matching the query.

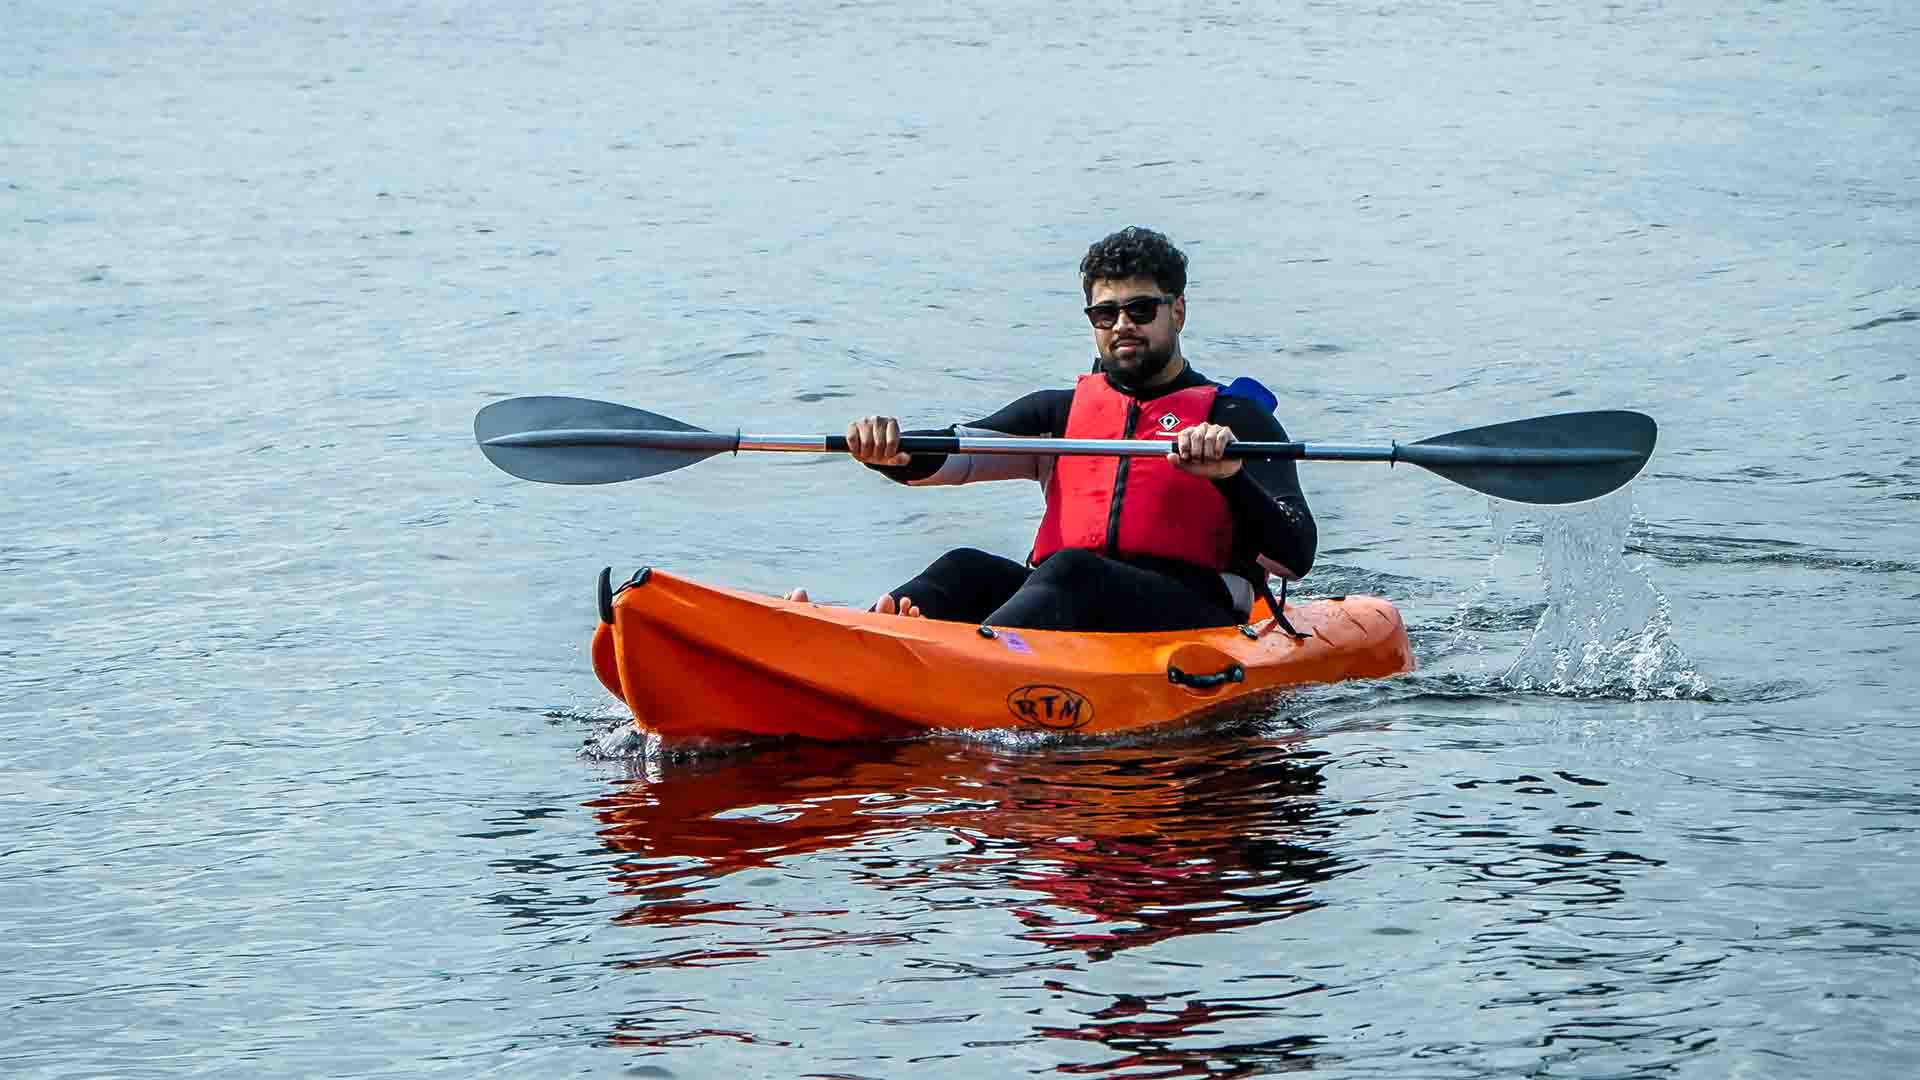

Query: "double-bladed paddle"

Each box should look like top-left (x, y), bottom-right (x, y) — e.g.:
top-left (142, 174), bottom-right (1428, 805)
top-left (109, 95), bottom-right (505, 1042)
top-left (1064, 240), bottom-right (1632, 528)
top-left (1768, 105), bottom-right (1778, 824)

top-left (475, 396), bottom-right (1655, 505)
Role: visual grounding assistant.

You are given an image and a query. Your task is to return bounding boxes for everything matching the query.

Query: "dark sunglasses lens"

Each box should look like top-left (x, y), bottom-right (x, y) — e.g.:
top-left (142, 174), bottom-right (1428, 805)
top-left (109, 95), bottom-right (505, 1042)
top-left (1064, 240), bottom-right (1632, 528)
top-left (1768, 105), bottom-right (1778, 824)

top-left (1085, 298), bottom-right (1166, 328)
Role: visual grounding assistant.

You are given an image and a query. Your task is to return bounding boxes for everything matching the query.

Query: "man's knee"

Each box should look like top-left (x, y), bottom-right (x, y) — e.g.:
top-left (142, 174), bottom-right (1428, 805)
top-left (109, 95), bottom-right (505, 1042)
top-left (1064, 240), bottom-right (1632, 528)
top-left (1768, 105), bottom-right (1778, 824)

top-left (1031, 548), bottom-right (1105, 589)
top-left (928, 547), bottom-right (1000, 575)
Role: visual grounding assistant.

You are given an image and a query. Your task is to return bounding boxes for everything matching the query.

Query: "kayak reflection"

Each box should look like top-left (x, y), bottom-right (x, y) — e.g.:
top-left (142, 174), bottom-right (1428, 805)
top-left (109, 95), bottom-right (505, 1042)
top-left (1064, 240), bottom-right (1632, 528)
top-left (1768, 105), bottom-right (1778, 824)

top-left (590, 734), bottom-right (1358, 960)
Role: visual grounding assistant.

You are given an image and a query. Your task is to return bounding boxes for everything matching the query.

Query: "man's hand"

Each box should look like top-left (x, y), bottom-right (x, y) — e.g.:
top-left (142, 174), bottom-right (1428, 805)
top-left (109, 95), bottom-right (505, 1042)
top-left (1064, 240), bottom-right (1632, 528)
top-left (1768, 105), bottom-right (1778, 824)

top-left (848, 415), bottom-right (911, 466)
top-left (1168, 422), bottom-right (1241, 479)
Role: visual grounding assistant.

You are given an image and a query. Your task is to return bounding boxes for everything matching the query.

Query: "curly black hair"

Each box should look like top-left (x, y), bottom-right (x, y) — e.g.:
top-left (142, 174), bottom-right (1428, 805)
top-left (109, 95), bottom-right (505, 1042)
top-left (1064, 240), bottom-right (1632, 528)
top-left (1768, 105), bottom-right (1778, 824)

top-left (1079, 226), bottom-right (1188, 301)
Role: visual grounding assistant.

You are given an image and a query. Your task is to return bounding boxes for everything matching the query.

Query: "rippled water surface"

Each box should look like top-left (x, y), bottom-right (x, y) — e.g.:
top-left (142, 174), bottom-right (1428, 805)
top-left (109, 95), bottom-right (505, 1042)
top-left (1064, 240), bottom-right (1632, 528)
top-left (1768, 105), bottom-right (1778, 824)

top-left (5, 1), bottom-right (1918, 1076)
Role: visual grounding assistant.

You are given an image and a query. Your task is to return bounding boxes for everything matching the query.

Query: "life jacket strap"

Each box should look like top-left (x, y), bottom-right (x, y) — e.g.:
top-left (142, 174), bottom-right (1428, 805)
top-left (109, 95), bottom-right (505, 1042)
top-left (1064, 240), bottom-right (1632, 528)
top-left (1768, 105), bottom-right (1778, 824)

top-left (1256, 573), bottom-right (1310, 641)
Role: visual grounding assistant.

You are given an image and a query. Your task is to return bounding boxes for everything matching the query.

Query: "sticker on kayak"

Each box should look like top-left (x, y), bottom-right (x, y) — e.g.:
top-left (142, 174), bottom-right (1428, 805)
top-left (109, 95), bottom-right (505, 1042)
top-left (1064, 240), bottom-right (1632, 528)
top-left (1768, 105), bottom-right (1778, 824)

top-left (1006, 685), bottom-right (1094, 731)
top-left (999, 630), bottom-right (1031, 654)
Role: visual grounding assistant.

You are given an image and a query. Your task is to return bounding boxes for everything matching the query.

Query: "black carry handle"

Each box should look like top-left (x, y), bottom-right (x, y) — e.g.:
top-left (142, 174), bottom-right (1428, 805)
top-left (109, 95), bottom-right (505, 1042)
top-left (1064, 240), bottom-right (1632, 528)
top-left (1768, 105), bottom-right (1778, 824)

top-left (1167, 661), bottom-right (1246, 690)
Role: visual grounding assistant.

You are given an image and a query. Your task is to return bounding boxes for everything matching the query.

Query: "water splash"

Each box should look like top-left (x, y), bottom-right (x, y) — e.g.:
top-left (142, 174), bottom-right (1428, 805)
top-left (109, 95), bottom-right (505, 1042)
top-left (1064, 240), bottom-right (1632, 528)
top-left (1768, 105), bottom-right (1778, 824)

top-left (1473, 489), bottom-right (1710, 701)
top-left (584, 720), bottom-right (655, 762)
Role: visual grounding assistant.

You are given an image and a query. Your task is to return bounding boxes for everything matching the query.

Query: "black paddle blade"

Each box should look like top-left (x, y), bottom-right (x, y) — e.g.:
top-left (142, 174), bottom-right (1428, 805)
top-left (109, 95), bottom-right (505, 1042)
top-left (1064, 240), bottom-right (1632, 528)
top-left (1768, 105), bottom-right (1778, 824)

top-left (1397, 410), bottom-right (1657, 505)
top-left (475, 396), bottom-right (724, 484)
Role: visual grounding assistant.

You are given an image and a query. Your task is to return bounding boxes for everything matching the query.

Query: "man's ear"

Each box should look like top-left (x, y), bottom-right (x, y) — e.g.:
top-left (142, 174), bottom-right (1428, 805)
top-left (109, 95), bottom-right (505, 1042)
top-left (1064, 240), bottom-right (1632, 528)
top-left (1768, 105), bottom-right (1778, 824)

top-left (1172, 294), bottom-right (1187, 332)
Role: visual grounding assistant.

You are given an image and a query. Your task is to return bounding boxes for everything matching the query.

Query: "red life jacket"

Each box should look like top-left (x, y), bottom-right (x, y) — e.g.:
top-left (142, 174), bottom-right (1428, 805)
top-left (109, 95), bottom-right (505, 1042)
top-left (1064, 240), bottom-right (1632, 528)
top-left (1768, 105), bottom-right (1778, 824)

top-left (1030, 373), bottom-right (1234, 570)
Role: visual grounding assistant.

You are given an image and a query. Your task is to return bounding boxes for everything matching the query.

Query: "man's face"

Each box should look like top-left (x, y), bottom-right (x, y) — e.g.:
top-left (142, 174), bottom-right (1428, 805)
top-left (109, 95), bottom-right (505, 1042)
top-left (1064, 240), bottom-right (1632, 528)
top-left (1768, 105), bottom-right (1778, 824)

top-left (1088, 275), bottom-right (1184, 387)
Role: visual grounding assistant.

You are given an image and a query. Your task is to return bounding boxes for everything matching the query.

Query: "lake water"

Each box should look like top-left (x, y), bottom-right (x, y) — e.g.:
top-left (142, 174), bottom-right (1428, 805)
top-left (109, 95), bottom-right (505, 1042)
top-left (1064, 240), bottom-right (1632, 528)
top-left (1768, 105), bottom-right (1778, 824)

top-left (4, 1), bottom-right (1917, 1076)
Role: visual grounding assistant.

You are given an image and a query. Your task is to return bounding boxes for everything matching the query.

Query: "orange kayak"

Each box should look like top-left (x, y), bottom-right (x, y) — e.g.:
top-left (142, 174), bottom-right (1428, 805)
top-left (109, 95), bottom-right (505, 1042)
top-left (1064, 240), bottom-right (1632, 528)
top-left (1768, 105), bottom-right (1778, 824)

top-left (590, 567), bottom-right (1414, 742)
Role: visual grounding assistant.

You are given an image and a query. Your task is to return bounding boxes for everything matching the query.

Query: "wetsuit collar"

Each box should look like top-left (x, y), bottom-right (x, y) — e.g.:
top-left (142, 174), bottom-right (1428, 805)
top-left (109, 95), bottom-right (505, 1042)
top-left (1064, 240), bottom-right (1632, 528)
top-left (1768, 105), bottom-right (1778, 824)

top-left (1097, 359), bottom-right (1208, 400)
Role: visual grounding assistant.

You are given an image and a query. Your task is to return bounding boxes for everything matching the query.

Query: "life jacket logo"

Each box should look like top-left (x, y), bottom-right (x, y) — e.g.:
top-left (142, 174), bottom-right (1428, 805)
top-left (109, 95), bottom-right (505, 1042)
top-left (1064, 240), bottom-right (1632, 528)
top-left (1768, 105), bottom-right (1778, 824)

top-left (1006, 684), bottom-right (1094, 730)
top-left (1157, 413), bottom-right (1181, 432)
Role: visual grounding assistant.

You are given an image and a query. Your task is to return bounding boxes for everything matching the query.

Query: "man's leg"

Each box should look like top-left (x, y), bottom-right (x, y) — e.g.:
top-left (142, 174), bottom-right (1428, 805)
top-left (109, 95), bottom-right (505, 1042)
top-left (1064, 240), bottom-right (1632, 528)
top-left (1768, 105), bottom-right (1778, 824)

top-left (884, 547), bottom-right (1031, 623)
top-left (985, 549), bottom-right (1236, 632)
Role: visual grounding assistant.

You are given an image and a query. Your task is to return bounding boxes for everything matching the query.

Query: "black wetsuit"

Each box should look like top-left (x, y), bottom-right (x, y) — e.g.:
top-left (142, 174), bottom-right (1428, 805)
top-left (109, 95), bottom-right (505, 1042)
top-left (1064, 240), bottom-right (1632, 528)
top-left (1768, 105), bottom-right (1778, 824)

top-left (869, 364), bottom-right (1317, 633)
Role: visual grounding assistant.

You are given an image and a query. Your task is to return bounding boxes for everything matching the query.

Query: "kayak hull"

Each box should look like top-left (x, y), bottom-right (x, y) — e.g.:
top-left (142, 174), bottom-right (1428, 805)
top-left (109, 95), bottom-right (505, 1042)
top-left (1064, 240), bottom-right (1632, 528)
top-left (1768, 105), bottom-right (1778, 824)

top-left (591, 568), bottom-right (1414, 742)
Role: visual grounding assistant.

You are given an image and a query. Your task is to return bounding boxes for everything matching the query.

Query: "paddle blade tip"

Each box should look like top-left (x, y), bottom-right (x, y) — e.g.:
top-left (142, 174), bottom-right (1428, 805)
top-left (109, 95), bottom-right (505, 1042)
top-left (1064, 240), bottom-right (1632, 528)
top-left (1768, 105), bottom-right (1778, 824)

top-left (472, 396), bottom-right (724, 484)
top-left (1408, 408), bottom-right (1658, 505)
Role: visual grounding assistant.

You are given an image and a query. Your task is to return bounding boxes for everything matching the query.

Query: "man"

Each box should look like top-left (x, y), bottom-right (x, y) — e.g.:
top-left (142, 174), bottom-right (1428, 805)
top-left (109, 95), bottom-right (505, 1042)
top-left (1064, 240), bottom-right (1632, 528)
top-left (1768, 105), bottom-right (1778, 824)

top-left (791, 226), bottom-right (1316, 633)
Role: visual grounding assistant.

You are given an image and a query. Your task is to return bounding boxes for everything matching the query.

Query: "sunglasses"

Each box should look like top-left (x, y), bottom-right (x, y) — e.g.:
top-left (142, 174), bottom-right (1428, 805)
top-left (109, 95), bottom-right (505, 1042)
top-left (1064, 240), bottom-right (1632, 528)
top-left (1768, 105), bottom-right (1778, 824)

top-left (1083, 295), bottom-right (1174, 329)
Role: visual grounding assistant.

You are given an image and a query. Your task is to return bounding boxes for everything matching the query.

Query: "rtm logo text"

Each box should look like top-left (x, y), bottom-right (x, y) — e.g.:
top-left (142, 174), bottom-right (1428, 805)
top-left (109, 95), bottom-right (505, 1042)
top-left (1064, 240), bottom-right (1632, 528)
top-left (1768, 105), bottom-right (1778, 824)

top-left (1006, 685), bottom-right (1094, 730)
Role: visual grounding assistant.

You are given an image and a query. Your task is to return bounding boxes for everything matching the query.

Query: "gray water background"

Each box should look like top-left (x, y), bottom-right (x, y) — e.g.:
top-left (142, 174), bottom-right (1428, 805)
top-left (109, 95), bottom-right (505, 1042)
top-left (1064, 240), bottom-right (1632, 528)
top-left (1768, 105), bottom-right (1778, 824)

top-left (4, 1), bottom-right (1918, 1076)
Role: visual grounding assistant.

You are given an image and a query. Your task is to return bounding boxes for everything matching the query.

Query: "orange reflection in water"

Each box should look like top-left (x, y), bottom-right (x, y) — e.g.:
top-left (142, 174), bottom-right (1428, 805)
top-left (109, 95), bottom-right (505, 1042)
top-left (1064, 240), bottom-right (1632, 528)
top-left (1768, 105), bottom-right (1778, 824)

top-left (588, 733), bottom-right (1357, 962)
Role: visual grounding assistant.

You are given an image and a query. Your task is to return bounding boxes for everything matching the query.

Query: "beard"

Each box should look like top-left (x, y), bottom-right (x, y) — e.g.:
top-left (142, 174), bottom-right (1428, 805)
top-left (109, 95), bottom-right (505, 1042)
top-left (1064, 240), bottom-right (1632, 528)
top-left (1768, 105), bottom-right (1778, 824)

top-left (1098, 335), bottom-right (1177, 390)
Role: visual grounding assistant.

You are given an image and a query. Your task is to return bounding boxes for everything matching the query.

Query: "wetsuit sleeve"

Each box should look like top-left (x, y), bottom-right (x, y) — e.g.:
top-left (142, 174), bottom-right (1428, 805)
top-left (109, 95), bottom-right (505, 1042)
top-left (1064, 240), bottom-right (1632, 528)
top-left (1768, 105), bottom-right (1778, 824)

top-left (1209, 396), bottom-right (1318, 579)
top-left (866, 389), bottom-right (1073, 484)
